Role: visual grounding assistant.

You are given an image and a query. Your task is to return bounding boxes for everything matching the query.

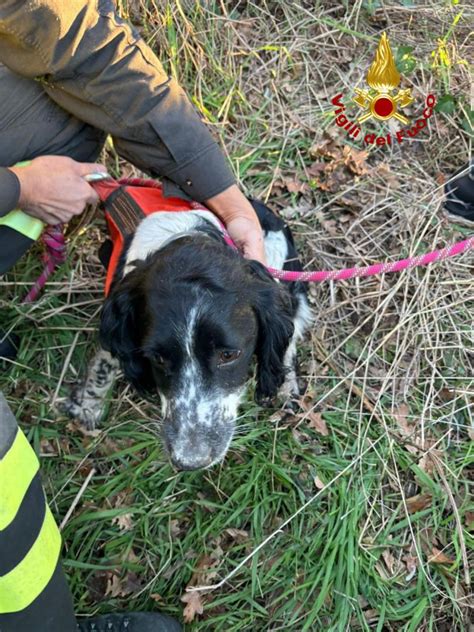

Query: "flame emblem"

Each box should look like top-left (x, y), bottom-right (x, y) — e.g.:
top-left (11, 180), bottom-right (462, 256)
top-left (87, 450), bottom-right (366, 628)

top-left (353, 33), bottom-right (413, 124)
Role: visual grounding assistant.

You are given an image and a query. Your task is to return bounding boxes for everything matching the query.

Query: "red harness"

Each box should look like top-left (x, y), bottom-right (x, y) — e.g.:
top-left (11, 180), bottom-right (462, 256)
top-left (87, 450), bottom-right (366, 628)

top-left (92, 177), bottom-right (209, 295)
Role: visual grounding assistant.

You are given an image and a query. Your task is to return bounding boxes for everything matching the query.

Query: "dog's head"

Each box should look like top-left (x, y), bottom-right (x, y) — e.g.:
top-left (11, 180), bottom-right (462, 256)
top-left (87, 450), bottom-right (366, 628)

top-left (100, 235), bottom-right (294, 470)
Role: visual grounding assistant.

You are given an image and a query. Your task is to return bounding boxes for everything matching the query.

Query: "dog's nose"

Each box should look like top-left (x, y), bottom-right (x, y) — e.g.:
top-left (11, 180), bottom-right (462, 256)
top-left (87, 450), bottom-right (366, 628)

top-left (170, 453), bottom-right (213, 471)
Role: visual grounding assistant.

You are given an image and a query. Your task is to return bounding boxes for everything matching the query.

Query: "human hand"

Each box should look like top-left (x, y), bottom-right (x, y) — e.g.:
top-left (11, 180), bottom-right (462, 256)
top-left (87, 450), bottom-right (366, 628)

top-left (9, 156), bottom-right (107, 225)
top-left (205, 184), bottom-right (266, 263)
top-left (224, 215), bottom-right (266, 262)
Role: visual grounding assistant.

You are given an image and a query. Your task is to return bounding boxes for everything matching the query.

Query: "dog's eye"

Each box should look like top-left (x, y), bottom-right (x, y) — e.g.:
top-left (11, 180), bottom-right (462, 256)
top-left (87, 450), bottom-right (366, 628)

top-left (218, 349), bottom-right (241, 366)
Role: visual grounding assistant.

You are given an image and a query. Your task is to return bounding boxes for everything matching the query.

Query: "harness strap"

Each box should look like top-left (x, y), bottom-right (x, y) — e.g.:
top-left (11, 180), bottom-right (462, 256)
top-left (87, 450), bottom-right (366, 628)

top-left (94, 178), bottom-right (209, 295)
top-left (103, 186), bottom-right (145, 235)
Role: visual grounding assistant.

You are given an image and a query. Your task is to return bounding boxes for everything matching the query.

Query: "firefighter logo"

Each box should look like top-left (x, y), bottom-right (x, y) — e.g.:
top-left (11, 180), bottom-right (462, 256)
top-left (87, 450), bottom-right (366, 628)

top-left (353, 32), bottom-right (413, 125)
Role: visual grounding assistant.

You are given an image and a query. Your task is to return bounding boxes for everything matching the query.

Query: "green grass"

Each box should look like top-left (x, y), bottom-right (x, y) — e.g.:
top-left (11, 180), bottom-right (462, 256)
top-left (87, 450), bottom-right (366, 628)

top-left (1, 1), bottom-right (473, 630)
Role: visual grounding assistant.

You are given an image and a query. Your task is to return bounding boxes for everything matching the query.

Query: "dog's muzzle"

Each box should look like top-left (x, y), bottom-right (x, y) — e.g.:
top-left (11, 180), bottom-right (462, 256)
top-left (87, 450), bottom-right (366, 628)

top-left (160, 395), bottom-right (238, 470)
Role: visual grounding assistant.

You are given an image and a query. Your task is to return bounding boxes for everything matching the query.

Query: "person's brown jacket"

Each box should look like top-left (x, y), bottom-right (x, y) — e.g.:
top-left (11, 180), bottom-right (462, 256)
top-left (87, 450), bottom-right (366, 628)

top-left (0, 0), bottom-right (235, 215)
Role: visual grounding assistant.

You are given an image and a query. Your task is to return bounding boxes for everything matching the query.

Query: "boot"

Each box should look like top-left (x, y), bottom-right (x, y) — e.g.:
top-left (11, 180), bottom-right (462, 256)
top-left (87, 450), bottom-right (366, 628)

top-left (76, 612), bottom-right (182, 632)
top-left (444, 160), bottom-right (474, 226)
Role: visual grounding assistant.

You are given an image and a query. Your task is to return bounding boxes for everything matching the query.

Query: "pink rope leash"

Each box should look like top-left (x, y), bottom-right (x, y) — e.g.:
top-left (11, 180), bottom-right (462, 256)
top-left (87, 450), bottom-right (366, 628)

top-left (22, 225), bottom-right (67, 304)
top-left (269, 236), bottom-right (474, 282)
top-left (220, 228), bottom-right (473, 283)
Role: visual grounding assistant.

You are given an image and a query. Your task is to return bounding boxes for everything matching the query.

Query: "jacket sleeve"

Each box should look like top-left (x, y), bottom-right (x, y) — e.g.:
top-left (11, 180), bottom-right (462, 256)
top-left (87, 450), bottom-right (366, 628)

top-left (0, 1), bottom-right (235, 202)
top-left (0, 168), bottom-right (20, 217)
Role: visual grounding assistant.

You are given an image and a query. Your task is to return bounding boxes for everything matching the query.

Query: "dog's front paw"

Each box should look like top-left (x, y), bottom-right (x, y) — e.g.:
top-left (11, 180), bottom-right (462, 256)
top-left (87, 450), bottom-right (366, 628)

top-left (278, 368), bottom-right (300, 401)
top-left (57, 349), bottom-right (118, 430)
top-left (58, 386), bottom-right (104, 430)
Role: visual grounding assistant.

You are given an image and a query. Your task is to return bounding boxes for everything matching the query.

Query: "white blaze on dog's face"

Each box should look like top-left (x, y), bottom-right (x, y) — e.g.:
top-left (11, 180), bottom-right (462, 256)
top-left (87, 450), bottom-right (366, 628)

top-left (146, 298), bottom-right (258, 470)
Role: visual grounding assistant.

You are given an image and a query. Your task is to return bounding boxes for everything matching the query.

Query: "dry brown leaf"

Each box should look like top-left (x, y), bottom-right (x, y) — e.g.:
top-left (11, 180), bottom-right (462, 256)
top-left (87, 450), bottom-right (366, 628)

top-left (343, 146), bottom-right (369, 175)
top-left (112, 512), bottom-right (134, 532)
top-left (393, 404), bottom-right (419, 454)
top-left (39, 438), bottom-right (58, 456)
top-left (320, 218), bottom-right (338, 236)
top-left (307, 411), bottom-right (329, 436)
top-left (66, 421), bottom-right (101, 437)
top-left (150, 593), bottom-right (163, 602)
top-left (225, 528), bottom-right (249, 542)
top-left (186, 554), bottom-right (220, 587)
top-left (284, 177), bottom-right (308, 194)
top-left (363, 608), bottom-right (379, 623)
top-left (307, 161), bottom-right (326, 177)
top-left (465, 511), bottom-right (474, 530)
top-left (169, 519), bottom-right (182, 538)
top-left (375, 561), bottom-right (389, 580)
top-left (402, 553), bottom-right (418, 580)
top-left (428, 547), bottom-right (454, 565)
top-left (406, 493), bottom-right (432, 514)
top-left (393, 404), bottom-right (411, 436)
top-left (314, 476), bottom-right (325, 490)
top-left (374, 163), bottom-right (400, 188)
top-left (105, 574), bottom-right (122, 598)
top-left (435, 172), bottom-right (446, 185)
top-left (381, 549), bottom-right (399, 576)
top-left (310, 138), bottom-right (342, 161)
top-left (418, 449), bottom-right (444, 476)
top-left (181, 591), bottom-right (204, 623)
top-left (105, 571), bottom-right (141, 598)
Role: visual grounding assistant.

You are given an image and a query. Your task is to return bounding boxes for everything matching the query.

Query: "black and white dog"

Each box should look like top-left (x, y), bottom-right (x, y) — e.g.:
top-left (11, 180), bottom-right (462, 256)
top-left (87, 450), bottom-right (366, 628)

top-left (64, 200), bottom-right (311, 470)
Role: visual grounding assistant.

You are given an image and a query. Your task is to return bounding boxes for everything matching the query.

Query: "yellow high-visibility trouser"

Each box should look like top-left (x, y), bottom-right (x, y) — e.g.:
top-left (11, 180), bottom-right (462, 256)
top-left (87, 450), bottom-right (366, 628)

top-left (0, 393), bottom-right (76, 631)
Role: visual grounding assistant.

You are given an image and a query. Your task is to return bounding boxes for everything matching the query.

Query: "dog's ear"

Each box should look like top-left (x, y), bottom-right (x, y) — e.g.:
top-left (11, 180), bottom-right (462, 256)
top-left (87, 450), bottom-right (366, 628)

top-left (99, 281), bottom-right (155, 393)
top-left (247, 261), bottom-right (295, 403)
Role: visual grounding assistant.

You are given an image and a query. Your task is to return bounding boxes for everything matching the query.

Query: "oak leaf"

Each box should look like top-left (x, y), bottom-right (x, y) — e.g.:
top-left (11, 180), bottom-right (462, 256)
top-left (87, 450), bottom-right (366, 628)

top-left (181, 591), bottom-right (204, 623)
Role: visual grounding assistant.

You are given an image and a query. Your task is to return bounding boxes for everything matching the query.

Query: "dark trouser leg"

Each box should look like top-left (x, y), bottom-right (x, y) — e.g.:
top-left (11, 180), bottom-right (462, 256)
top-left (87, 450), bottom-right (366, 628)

top-left (0, 63), bottom-right (106, 274)
top-left (0, 393), bottom-right (76, 631)
top-left (0, 227), bottom-right (37, 276)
